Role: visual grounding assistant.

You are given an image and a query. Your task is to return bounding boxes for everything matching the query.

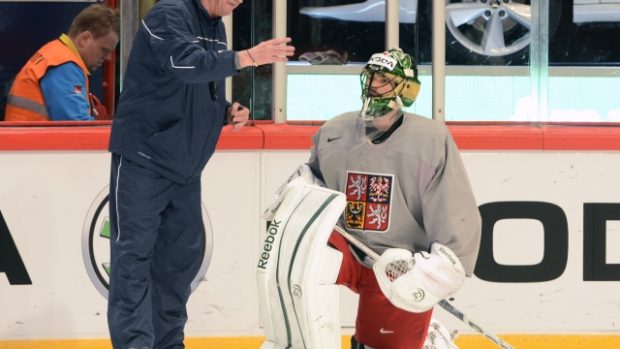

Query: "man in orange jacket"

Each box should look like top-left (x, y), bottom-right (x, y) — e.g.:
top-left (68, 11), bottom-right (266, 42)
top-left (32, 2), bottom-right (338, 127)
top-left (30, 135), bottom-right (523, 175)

top-left (4, 4), bottom-right (119, 121)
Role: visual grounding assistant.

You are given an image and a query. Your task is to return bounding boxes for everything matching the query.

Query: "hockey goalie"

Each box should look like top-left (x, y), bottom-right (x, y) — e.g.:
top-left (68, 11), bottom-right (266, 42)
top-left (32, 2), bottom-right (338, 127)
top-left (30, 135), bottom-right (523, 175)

top-left (257, 48), bottom-right (481, 349)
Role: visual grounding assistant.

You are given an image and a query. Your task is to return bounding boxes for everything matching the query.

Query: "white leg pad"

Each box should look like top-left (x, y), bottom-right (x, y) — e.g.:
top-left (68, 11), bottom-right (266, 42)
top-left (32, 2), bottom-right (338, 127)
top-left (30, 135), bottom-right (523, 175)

top-left (257, 178), bottom-right (346, 349)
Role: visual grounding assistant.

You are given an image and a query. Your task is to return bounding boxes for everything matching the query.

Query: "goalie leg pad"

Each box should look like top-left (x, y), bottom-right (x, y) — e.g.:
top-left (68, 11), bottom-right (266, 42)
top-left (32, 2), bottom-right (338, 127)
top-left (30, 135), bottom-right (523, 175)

top-left (257, 178), bottom-right (346, 349)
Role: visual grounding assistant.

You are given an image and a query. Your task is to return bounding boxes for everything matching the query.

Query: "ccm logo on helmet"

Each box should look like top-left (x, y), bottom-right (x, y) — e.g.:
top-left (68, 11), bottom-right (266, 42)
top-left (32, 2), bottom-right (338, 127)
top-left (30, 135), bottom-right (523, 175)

top-left (368, 53), bottom-right (397, 71)
top-left (257, 220), bottom-right (282, 270)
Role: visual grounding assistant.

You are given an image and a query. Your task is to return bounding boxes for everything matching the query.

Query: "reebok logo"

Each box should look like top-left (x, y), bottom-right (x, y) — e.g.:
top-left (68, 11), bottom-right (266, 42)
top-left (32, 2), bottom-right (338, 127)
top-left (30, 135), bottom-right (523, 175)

top-left (327, 136), bottom-right (342, 143)
top-left (438, 245), bottom-right (458, 266)
top-left (257, 220), bottom-right (282, 270)
top-left (379, 327), bottom-right (394, 334)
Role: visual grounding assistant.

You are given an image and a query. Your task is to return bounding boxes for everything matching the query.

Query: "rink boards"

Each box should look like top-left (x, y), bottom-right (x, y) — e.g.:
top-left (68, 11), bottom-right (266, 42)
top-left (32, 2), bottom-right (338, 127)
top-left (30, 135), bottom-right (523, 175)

top-left (1, 123), bottom-right (620, 348)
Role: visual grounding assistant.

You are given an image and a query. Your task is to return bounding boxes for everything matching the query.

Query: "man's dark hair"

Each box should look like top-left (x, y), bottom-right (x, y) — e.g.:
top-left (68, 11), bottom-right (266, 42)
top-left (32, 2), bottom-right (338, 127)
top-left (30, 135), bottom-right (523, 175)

top-left (68, 4), bottom-right (120, 39)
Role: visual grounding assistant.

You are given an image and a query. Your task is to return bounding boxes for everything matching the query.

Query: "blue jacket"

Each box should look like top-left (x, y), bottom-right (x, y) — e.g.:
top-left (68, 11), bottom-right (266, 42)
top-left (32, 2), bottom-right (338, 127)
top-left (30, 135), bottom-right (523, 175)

top-left (109, 0), bottom-right (237, 183)
top-left (41, 63), bottom-right (94, 121)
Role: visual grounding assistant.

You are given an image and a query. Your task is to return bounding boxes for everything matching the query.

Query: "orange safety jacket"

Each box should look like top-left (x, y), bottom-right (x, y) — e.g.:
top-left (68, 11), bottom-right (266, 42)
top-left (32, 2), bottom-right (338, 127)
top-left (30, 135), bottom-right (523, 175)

top-left (5, 37), bottom-right (91, 121)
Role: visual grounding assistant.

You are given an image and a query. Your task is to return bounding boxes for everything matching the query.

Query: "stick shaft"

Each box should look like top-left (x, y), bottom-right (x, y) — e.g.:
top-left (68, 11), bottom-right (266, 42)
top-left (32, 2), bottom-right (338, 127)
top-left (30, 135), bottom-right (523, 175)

top-left (333, 225), bottom-right (380, 260)
top-left (437, 300), bottom-right (514, 349)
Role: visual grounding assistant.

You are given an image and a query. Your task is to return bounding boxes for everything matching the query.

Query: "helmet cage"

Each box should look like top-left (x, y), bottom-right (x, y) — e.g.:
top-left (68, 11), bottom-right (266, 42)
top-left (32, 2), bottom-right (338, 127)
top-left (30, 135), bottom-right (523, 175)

top-left (359, 49), bottom-right (421, 120)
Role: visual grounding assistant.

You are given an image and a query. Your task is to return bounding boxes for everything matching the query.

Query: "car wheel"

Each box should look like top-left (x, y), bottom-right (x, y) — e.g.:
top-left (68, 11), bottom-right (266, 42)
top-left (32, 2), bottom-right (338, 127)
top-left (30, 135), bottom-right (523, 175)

top-left (444, 0), bottom-right (562, 64)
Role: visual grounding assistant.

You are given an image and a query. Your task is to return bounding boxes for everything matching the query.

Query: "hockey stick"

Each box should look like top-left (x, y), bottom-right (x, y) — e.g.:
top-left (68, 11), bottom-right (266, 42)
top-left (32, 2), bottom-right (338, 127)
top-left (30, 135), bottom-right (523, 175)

top-left (435, 299), bottom-right (514, 349)
top-left (333, 225), bottom-right (515, 349)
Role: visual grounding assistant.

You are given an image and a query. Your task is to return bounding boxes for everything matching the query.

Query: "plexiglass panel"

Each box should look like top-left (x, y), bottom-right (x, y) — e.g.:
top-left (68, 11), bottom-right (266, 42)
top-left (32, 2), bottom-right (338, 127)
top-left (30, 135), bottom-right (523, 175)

top-left (286, 69), bottom-right (433, 120)
top-left (233, 0), bottom-right (620, 122)
top-left (232, 1), bottom-right (274, 121)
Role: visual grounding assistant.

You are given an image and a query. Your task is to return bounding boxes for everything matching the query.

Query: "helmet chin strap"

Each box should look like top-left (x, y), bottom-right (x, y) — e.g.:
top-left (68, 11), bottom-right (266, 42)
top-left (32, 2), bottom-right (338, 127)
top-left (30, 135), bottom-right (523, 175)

top-left (390, 96), bottom-right (404, 111)
top-left (359, 98), bottom-right (373, 121)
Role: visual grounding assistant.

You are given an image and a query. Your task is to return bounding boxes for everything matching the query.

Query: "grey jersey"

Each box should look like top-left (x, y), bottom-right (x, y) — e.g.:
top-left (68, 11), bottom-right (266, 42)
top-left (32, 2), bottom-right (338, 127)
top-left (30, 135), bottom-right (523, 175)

top-left (307, 112), bottom-right (481, 275)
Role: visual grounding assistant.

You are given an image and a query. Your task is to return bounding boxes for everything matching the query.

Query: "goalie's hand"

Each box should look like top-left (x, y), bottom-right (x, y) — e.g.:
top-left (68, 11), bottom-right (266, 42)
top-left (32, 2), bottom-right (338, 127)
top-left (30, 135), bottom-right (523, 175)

top-left (373, 243), bottom-right (466, 313)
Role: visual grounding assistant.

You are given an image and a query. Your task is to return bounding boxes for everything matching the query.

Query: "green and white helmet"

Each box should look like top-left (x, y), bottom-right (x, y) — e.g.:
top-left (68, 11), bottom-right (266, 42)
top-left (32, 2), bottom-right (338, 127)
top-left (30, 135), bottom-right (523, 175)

top-left (359, 48), bottom-right (421, 120)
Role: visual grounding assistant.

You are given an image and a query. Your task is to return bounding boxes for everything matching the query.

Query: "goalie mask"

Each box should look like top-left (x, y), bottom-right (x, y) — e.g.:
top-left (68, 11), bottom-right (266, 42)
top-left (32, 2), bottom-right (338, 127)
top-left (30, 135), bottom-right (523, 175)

top-left (359, 48), bottom-right (421, 121)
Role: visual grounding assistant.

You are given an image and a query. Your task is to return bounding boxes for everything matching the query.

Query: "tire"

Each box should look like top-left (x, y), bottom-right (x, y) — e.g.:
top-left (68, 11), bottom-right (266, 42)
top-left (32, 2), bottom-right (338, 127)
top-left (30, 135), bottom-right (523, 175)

top-left (442, 0), bottom-right (562, 65)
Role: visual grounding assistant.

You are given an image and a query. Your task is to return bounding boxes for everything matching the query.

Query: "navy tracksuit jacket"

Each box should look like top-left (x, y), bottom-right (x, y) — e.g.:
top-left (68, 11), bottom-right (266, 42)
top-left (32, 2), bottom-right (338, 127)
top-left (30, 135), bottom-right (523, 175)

top-left (109, 0), bottom-right (236, 183)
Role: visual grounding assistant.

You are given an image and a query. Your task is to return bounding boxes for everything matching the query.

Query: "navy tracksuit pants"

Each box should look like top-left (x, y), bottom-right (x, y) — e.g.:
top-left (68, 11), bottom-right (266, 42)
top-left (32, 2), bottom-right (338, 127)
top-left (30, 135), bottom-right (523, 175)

top-left (107, 154), bottom-right (206, 349)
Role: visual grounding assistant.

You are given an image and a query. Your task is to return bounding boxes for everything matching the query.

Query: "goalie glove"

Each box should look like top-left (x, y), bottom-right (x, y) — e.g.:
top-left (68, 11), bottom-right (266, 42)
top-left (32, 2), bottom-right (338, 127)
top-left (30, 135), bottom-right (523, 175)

top-left (373, 243), bottom-right (466, 313)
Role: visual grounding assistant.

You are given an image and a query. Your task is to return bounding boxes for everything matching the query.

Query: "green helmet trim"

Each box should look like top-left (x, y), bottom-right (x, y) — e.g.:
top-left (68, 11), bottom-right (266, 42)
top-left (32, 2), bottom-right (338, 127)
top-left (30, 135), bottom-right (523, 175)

top-left (359, 48), bottom-right (421, 120)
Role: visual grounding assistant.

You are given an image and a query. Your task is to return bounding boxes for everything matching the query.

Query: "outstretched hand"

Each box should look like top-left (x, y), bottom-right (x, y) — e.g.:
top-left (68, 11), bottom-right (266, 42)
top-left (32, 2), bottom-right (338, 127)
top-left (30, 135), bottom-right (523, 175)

top-left (241, 37), bottom-right (295, 68)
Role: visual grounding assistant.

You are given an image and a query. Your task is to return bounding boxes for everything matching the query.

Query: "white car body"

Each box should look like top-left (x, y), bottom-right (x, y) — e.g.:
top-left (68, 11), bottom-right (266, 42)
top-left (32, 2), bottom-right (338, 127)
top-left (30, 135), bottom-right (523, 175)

top-left (301, 0), bottom-right (620, 24)
top-left (300, 0), bottom-right (620, 58)
top-left (574, 0), bottom-right (620, 24)
top-left (299, 0), bottom-right (418, 23)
